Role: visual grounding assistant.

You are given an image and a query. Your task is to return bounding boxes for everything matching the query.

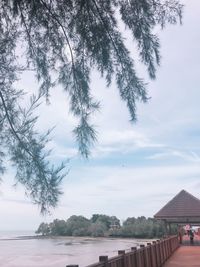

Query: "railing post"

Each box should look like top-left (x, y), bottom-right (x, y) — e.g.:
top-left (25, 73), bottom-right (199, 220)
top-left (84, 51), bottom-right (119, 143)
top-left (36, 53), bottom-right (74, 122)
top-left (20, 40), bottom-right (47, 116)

top-left (169, 237), bottom-right (172, 254)
top-left (118, 250), bottom-right (125, 267)
top-left (162, 239), bottom-right (166, 263)
top-left (99, 256), bottom-right (108, 267)
top-left (159, 239), bottom-right (163, 265)
top-left (129, 246), bottom-right (137, 267)
top-left (165, 239), bottom-right (169, 261)
top-left (118, 250), bottom-right (126, 255)
top-left (150, 241), bottom-right (157, 267)
top-left (99, 256), bottom-right (108, 262)
top-left (139, 244), bottom-right (146, 267)
top-left (146, 243), bottom-right (152, 267)
top-left (157, 240), bottom-right (162, 267)
top-left (131, 247), bottom-right (137, 251)
top-left (153, 241), bottom-right (159, 267)
top-left (134, 245), bottom-right (142, 267)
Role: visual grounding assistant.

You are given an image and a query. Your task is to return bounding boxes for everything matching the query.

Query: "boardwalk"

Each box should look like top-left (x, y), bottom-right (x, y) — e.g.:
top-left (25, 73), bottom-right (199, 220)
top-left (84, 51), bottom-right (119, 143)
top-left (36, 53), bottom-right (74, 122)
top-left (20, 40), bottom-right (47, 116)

top-left (163, 246), bottom-right (200, 267)
top-left (81, 236), bottom-right (179, 267)
top-left (163, 235), bottom-right (200, 267)
top-left (69, 235), bottom-right (200, 267)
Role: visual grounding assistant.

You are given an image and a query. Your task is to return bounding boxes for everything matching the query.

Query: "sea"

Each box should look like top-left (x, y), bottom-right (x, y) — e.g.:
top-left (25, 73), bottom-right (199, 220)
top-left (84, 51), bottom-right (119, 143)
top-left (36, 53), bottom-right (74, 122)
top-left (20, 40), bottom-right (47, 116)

top-left (0, 231), bottom-right (151, 267)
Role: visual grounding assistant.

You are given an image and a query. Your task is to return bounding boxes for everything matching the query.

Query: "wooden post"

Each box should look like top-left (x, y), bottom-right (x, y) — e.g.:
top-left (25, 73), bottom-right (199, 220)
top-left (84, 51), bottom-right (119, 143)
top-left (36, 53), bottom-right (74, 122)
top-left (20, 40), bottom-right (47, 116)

top-left (130, 247), bottom-right (137, 267)
top-left (131, 247), bottom-right (137, 251)
top-left (164, 220), bottom-right (168, 236)
top-left (169, 223), bottom-right (172, 235)
top-left (153, 240), bottom-right (159, 267)
top-left (144, 243), bottom-right (150, 267)
top-left (118, 250), bottom-right (125, 255)
top-left (157, 240), bottom-right (162, 266)
top-left (151, 241), bottom-right (157, 267)
top-left (139, 245), bottom-right (147, 267)
top-left (99, 256), bottom-right (108, 262)
top-left (118, 250), bottom-right (125, 267)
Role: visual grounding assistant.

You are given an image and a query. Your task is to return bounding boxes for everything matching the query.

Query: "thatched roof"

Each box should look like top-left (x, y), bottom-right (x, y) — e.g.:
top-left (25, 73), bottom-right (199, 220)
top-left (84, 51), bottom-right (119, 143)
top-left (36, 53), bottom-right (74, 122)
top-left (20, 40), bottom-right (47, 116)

top-left (154, 190), bottom-right (200, 223)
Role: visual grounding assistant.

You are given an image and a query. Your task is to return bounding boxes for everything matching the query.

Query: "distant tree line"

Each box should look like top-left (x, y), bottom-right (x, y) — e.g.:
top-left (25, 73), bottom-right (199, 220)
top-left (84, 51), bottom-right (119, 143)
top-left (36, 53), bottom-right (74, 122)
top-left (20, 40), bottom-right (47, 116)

top-left (36, 214), bottom-right (177, 238)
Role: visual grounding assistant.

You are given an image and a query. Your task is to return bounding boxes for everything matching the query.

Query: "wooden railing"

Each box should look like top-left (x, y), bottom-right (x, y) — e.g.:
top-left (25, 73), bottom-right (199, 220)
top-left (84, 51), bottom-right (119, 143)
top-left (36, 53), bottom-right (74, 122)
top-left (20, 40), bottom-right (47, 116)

top-left (66, 236), bottom-right (179, 267)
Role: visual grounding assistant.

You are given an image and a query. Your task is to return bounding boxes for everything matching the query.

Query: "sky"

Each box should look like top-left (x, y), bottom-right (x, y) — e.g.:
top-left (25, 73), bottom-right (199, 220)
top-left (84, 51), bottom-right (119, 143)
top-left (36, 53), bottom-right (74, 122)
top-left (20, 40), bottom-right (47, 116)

top-left (1, 0), bottom-right (200, 230)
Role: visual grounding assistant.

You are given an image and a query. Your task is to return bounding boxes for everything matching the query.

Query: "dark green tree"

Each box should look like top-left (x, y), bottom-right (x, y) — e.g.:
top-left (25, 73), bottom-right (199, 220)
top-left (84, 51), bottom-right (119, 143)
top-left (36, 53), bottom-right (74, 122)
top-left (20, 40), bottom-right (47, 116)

top-left (66, 215), bottom-right (91, 236)
top-left (121, 216), bottom-right (167, 238)
top-left (89, 222), bottom-right (107, 237)
top-left (91, 214), bottom-right (120, 230)
top-left (0, 0), bottom-right (183, 212)
top-left (49, 219), bottom-right (68, 235)
top-left (123, 217), bottom-right (136, 226)
top-left (35, 222), bottom-right (50, 236)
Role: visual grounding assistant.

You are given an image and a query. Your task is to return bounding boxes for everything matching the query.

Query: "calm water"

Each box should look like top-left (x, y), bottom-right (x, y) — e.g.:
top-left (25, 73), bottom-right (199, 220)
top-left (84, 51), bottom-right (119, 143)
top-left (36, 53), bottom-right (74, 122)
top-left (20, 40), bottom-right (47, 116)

top-left (0, 231), bottom-right (152, 267)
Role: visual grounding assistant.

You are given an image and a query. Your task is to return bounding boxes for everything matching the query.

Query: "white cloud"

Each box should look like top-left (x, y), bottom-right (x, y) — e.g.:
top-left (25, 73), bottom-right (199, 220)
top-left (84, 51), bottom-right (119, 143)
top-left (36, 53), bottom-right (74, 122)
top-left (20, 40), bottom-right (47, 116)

top-left (46, 140), bottom-right (78, 159)
top-left (3, 161), bottom-right (200, 230)
top-left (90, 129), bottom-right (165, 158)
top-left (148, 149), bottom-right (200, 163)
top-left (54, 162), bottom-right (200, 220)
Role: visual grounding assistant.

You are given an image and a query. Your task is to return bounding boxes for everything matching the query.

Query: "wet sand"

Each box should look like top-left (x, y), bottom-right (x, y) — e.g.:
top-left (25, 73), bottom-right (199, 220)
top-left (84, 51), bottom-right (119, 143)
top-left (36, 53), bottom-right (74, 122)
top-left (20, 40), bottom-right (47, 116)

top-left (0, 236), bottom-right (152, 267)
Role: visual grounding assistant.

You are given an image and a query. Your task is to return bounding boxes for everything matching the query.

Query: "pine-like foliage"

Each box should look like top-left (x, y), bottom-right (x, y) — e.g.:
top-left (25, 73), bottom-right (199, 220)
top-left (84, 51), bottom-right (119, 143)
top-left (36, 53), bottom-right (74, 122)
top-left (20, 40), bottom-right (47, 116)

top-left (0, 0), bottom-right (182, 212)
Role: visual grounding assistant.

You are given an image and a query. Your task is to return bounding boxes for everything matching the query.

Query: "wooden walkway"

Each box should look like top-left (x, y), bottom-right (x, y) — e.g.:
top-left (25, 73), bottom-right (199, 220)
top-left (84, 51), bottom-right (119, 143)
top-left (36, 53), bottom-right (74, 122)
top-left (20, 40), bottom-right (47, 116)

top-left (163, 246), bottom-right (200, 267)
top-left (70, 235), bottom-right (200, 267)
top-left (164, 235), bottom-right (200, 267)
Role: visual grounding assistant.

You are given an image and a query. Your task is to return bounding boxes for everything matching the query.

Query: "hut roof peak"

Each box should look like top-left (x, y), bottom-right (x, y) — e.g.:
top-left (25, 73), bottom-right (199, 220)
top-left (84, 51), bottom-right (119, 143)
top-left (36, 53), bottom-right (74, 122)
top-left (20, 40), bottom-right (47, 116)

top-left (154, 190), bottom-right (200, 219)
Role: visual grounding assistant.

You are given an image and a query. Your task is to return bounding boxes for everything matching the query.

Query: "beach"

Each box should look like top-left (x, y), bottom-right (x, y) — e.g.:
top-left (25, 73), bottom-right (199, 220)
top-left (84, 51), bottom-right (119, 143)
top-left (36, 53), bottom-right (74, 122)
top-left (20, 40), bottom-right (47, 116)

top-left (0, 232), bottom-right (152, 267)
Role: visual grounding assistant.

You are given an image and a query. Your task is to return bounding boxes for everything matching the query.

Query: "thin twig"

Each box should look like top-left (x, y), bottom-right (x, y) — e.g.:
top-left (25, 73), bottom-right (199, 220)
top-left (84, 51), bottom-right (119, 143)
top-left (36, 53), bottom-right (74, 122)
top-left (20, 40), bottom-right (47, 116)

top-left (18, 3), bottom-right (37, 58)
top-left (39, 0), bottom-right (84, 113)
top-left (0, 86), bottom-right (34, 159)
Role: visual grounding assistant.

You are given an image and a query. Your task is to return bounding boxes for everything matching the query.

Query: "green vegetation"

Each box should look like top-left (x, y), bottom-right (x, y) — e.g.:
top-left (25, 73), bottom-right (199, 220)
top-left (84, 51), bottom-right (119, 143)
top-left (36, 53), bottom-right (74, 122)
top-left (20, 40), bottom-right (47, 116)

top-left (0, 1), bottom-right (182, 212)
top-left (36, 214), bottom-right (178, 238)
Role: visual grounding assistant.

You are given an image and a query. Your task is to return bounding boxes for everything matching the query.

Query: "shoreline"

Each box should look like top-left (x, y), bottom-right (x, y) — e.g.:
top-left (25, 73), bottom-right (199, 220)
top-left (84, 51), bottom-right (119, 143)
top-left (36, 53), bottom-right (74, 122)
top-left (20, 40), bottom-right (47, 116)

top-left (0, 234), bottom-right (155, 242)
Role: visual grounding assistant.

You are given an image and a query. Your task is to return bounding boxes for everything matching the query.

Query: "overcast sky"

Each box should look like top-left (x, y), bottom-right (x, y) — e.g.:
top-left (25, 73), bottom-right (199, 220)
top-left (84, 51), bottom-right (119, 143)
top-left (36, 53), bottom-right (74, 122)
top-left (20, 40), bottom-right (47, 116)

top-left (1, 0), bottom-right (200, 231)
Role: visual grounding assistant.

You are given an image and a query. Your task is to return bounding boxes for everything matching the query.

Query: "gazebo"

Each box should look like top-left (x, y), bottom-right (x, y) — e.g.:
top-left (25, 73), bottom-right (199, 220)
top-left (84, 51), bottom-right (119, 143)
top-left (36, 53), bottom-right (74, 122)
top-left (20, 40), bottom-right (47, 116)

top-left (154, 190), bottom-right (200, 234)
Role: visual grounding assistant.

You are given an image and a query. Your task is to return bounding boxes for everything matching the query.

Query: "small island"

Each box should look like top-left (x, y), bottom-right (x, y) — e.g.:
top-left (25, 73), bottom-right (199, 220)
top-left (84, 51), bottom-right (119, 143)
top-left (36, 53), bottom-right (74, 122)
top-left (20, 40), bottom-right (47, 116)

top-left (36, 214), bottom-right (177, 238)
